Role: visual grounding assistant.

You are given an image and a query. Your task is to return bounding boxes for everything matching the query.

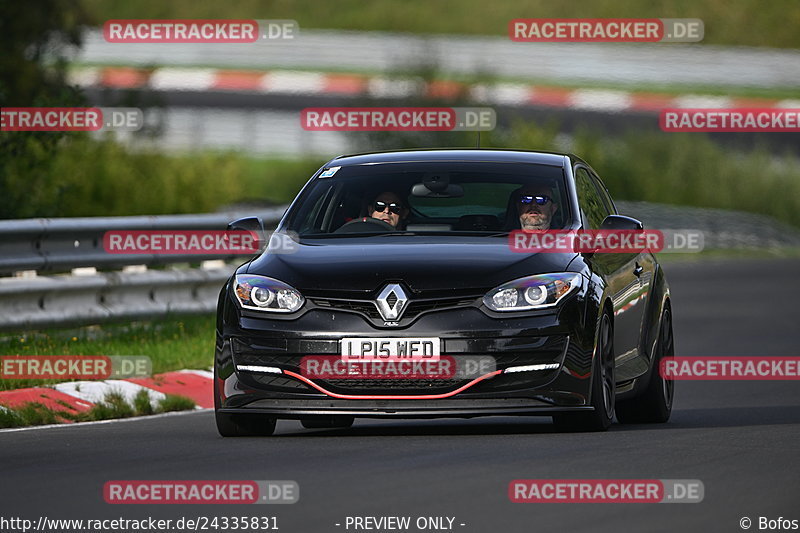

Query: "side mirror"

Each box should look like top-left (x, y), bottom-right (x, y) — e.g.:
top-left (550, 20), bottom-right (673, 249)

top-left (227, 216), bottom-right (264, 233)
top-left (227, 216), bottom-right (265, 253)
top-left (600, 215), bottom-right (644, 231)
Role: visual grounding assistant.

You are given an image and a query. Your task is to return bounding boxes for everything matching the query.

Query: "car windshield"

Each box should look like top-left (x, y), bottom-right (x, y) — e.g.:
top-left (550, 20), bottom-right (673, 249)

top-left (286, 161), bottom-right (570, 237)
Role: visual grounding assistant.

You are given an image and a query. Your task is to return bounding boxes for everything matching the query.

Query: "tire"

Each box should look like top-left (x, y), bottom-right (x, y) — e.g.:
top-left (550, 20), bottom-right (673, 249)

top-left (553, 312), bottom-right (615, 432)
top-left (616, 306), bottom-right (674, 424)
top-left (301, 416), bottom-right (355, 429)
top-left (214, 353), bottom-right (277, 437)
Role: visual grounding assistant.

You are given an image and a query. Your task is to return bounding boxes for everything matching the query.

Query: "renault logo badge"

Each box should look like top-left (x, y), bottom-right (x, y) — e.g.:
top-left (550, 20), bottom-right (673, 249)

top-left (375, 283), bottom-right (408, 322)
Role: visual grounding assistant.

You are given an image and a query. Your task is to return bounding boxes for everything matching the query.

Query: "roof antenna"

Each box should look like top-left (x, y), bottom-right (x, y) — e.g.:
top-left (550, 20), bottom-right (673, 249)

top-left (476, 130), bottom-right (481, 148)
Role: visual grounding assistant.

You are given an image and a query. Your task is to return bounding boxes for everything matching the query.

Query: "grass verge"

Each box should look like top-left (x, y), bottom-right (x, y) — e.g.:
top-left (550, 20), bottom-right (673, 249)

top-left (0, 389), bottom-right (196, 429)
top-left (0, 315), bottom-right (216, 391)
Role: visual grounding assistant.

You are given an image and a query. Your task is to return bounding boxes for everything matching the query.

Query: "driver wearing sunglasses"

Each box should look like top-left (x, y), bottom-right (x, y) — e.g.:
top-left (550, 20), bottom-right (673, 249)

top-left (516, 185), bottom-right (558, 230)
top-left (369, 191), bottom-right (409, 229)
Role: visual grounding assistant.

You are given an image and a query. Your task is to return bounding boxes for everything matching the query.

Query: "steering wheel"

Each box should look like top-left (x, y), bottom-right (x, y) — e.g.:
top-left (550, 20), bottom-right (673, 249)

top-left (334, 217), bottom-right (396, 233)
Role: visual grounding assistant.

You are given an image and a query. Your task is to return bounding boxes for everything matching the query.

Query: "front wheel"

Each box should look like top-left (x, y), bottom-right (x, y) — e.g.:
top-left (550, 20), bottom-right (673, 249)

top-left (616, 306), bottom-right (674, 424)
top-left (553, 312), bottom-right (615, 432)
top-left (214, 355), bottom-right (277, 437)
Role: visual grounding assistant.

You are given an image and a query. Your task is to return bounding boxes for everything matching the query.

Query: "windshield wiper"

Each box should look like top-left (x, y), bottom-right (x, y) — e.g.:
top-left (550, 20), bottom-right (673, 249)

top-left (301, 230), bottom-right (510, 238)
top-left (300, 232), bottom-right (391, 238)
top-left (378, 230), bottom-right (510, 237)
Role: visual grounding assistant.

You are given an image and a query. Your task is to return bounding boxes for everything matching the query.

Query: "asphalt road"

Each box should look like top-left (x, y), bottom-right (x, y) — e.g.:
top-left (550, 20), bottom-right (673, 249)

top-left (1, 258), bottom-right (798, 533)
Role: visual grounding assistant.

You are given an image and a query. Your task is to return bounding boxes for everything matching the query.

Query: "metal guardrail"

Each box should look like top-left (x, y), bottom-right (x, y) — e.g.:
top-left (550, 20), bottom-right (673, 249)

top-left (0, 267), bottom-right (234, 330)
top-left (0, 208), bottom-right (285, 275)
top-left (0, 209), bottom-right (286, 331)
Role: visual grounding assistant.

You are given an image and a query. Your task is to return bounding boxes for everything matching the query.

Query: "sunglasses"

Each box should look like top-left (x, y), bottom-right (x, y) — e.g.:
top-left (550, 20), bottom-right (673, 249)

top-left (519, 195), bottom-right (552, 206)
top-left (372, 201), bottom-right (404, 215)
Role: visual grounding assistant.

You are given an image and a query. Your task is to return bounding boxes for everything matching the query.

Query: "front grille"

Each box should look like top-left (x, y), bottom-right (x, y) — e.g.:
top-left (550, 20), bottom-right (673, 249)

top-left (318, 378), bottom-right (470, 395)
top-left (309, 294), bottom-right (480, 323)
top-left (311, 299), bottom-right (382, 319)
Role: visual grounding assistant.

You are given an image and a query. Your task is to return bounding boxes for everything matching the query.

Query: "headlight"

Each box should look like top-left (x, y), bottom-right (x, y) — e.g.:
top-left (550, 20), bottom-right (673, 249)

top-left (233, 274), bottom-right (304, 313)
top-left (483, 273), bottom-right (581, 311)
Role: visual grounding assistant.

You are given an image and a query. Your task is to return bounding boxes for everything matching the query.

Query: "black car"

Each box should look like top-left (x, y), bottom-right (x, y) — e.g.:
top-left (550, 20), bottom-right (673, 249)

top-left (214, 149), bottom-right (674, 436)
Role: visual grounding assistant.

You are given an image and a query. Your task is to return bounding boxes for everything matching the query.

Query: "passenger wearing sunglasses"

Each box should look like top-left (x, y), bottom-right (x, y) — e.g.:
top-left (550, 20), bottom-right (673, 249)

top-left (515, 185), bottom-right (558, 230)
top-left (369, 191), bottom-right (409, 229)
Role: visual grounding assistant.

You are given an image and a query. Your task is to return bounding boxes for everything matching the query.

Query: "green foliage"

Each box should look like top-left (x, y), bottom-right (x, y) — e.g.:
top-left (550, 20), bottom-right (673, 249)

top-left (0, 391), bottom-right (196, 428)
top-left (0, 135), bottom-right (323, 218)
top-left (0, 0), bottom-right (87, 104)
top-left (0, 402), bottom-right (59, 427)
top-left (158, 395), bottom-right (196, 413)
top-left (132, 389), bottom-right (154, 416)
top-left (0, 407), bottom-right (25, 428)
top-left (87, 390), bottom-right (135, 420)
top-left (482, 121), bottom-right (800, 228)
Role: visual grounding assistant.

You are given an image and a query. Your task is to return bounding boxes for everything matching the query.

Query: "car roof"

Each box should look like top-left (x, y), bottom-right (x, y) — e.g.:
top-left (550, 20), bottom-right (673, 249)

top-left (328, 149), bottom-right (571, 168)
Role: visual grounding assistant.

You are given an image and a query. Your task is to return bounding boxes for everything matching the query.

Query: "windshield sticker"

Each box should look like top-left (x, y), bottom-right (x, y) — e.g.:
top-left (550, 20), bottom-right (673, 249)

top-left (319, 166), bottom-right (341, 178)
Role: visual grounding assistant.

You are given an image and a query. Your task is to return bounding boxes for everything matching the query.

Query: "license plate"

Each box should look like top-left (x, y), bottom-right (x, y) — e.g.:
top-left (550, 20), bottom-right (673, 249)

top-left (340, 337), bottom-right (441, 361)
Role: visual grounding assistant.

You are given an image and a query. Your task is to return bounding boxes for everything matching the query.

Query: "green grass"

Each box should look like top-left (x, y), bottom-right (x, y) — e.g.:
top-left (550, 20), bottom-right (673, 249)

top-left (0, 133), bottom-right (324, 219)
top-left (0, 390), bottom-right (197, 428)
top-left (0, 315), bottom-right (216, 391)
top-left (79, 0), bottom-right (800, 49)
top-left (158, 394), bottom-right (197, 412)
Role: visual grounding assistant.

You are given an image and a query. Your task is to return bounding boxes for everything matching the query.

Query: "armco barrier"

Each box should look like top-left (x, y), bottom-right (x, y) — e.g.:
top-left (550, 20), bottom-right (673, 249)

top-left (0, 209), bottom-right (285, 330)
top-left (0, 267), bottom-right (233, 331)
top-left (0, 208), bottom-right (285, 275)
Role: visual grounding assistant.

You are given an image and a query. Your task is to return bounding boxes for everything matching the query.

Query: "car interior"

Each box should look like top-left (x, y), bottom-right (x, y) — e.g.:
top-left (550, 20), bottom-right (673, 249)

top-left (296, 171), bottom-right (567, 235)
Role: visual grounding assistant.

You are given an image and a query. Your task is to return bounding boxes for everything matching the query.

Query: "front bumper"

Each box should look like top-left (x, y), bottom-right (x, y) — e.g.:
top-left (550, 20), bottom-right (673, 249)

top-left (218, 398), bottom-right (595, 419)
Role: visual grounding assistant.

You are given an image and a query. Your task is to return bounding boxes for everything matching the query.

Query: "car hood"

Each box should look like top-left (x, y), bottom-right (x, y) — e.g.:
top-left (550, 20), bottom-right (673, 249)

top-left (246, 237), bottom-right (578, 293)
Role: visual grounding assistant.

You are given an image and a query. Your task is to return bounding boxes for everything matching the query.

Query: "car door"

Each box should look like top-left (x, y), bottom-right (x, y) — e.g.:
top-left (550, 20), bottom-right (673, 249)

top-left (574, 166), bottom-right (651, 378)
